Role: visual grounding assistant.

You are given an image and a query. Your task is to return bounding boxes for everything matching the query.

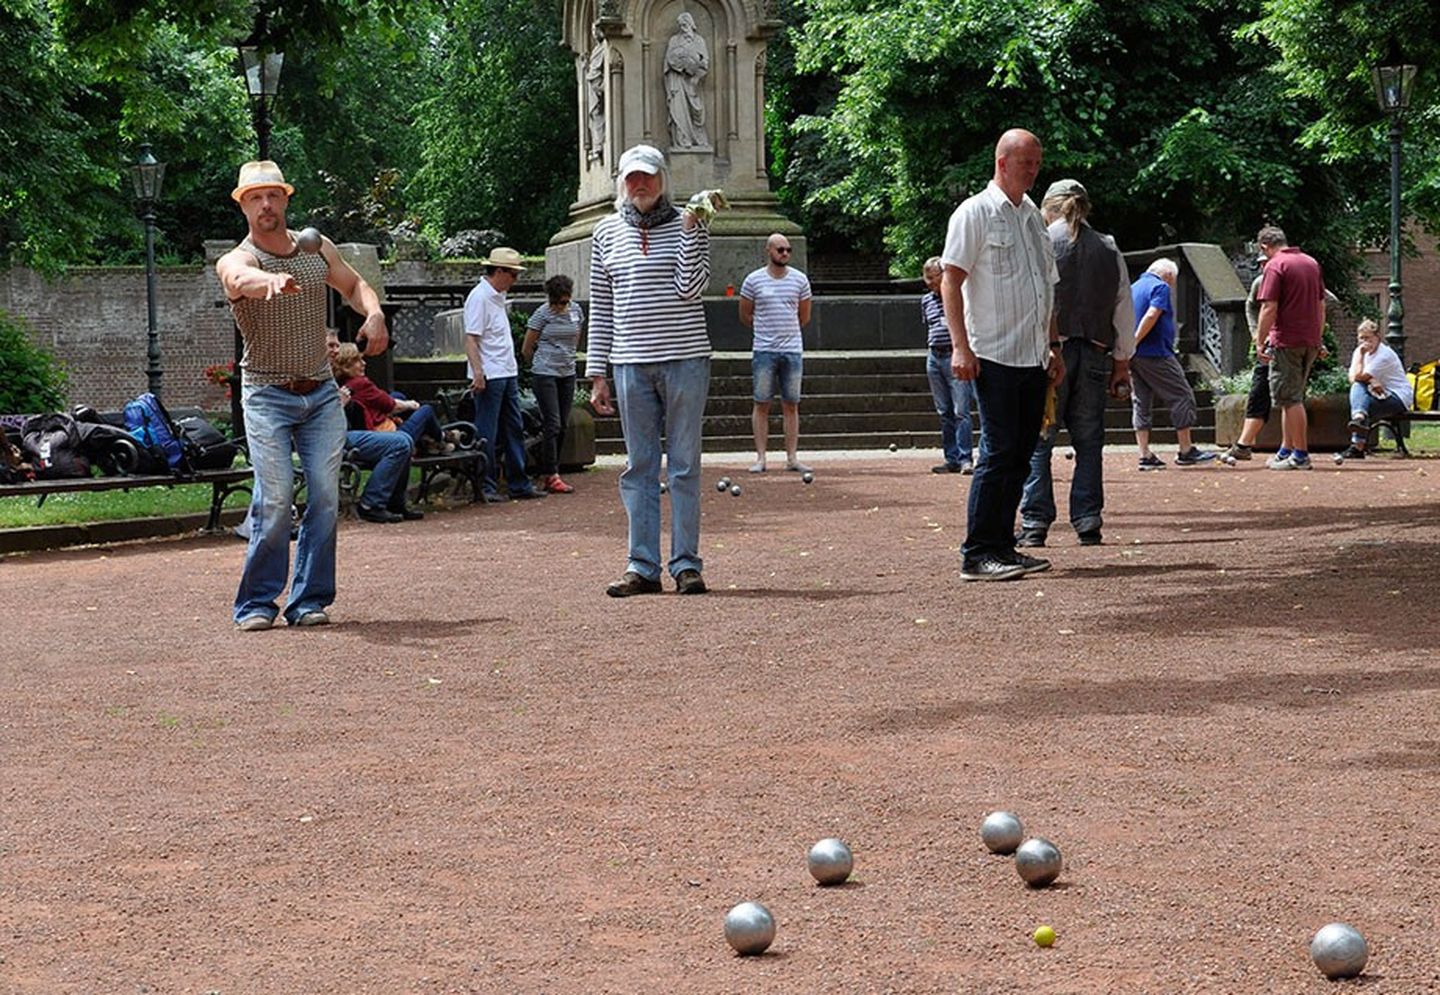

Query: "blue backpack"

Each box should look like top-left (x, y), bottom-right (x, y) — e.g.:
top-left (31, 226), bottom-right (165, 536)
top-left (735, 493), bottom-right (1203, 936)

top-left (124, 392), bottom-right (190, 472)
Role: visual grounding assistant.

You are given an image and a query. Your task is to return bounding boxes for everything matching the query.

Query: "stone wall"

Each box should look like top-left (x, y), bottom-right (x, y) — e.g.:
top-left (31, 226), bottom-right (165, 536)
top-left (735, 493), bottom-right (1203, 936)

top-left (0, 264), bottom-right (234, 414)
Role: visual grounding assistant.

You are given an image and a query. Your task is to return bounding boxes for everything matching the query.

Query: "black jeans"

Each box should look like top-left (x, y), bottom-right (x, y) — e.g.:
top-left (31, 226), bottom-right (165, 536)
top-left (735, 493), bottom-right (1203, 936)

top-left (531, 373), bottom-right (575, 476)
top-left (963, 357), bottom-right (1049, 564)
top-left (1244, 363), bottom-right (1272, 422)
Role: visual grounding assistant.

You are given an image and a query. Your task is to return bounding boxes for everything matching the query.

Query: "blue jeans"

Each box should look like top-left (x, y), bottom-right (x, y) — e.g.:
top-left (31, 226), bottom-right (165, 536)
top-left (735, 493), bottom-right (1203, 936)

top-left (752, 351), bottom-right (803, 403)
top-left (1349, 381), bottom-right (1407, 425)
top-left (963, 359), bottom-right (1048, 564)
top-left (472, 375), bottom-right (535, 497)
top-left (1021, 340), bottom-right (1109, 535)
top-left (614, 357), bottom-right (710, 580)
top-left (926, 348), bottom-right (976, 466)
top-left (346, 429), bottom-right (413, 511)
top-left (235, 380), bottom-right (346, 624)
top-left (397, 403), bottom-right (442, 447)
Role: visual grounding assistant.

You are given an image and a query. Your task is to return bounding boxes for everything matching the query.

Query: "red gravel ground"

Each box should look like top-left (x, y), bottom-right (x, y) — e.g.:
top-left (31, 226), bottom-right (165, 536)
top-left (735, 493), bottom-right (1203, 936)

top-left (2, 451), bottom-right (1438, 994)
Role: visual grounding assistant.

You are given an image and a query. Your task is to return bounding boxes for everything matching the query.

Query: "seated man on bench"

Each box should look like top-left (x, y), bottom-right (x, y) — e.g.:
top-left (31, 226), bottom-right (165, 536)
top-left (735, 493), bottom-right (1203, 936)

top-left (327, 331), bottom-right (422, 523)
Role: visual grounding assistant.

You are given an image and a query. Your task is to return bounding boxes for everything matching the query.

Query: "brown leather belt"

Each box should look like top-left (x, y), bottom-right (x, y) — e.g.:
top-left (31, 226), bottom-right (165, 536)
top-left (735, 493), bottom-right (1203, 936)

top-left (277, 378), bottom-right (323, 394)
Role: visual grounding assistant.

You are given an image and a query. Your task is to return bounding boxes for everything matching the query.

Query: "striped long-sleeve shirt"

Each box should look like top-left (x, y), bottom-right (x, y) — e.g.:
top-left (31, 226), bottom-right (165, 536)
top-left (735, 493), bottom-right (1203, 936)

top-left (584, 211), bottom-right (711, 377)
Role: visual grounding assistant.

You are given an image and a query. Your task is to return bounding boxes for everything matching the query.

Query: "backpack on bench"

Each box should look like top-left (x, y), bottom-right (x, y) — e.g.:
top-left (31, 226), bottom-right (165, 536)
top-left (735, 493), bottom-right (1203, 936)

top-left (124, 392), bottom-right (194, 474)
top-left (20, 412), bottom-right (91, 479)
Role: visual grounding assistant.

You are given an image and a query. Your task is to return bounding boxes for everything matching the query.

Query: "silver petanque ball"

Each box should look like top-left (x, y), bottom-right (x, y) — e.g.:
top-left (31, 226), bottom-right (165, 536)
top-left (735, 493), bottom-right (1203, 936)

top-left (659, 480), bottom-right (669, 493)
top-left (1310, 922), bottom-right (1368, 980)
top-left (802, 471), bottom-right (814, 484)
top-left (716, 477), bottom-right (730, 492)
top-left (1014, 837), bottom-right (1063, 887)
top-left (807, 837), bottom-right (854, 885)
top-left (295, 226), bottom-right (322, 253)
top-left (730, 483), bottom-right (742, 496)
top-left (980, 810), bottom-right (1025, 855)
top-left (889, 442), bottom-right (899, 452)
top-left (723, 901), bottom-right (776, 955)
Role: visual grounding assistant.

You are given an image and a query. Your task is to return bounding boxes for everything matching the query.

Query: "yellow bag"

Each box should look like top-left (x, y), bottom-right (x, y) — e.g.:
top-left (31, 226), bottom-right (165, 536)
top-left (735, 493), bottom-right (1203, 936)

top-left (1408, 360), bottom-right (1438, 411)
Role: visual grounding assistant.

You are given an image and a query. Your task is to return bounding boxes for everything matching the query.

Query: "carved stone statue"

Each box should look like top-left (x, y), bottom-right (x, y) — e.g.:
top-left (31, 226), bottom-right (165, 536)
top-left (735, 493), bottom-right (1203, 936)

top-left (585, 25), bottom-right (606, 161)
top-left (663, 12), bottom-right (709, 149)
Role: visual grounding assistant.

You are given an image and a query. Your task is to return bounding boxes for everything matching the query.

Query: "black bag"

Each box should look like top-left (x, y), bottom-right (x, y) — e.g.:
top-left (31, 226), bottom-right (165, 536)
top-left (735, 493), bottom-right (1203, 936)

top-left (20, 412), bottom-right (91, 479)
top-left (75, 421), bottom-right (162, 476)
top-left (176, 416), bottom-right (239, 470)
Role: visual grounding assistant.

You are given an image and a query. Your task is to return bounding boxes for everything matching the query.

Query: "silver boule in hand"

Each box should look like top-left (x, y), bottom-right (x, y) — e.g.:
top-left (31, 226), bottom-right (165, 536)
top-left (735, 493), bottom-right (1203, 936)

top-left (296, 227), bottom-right (323, 253)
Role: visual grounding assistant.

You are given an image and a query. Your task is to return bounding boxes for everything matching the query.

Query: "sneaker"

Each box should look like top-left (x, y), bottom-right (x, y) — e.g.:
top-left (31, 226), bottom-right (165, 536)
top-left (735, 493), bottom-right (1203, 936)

top-left (481, 491), bottom-right (506, 504)
top-left (1269, 454), bottom-right (1313, 471)
top-left (236, 614), bottom-right (273, 632)
top-left (960, 554), bottom-right (1027, 582)
top-left (932, 463), bottom-right (962, 474)
top-left (748, 461), bottom-right (767, 473)
top-left (606, 571), bottom-right (663, 598)
top-left (511, 489), bottom-right (547, 500)
top-left (358, 503), bottom-right (403, 523)
top-left (544, 474), bottom-right (575, 494)
top-left (785, 460), bottom-right (813, 474)
top-left (1138, 454), bottom-right (1166, 470)
top-left (1337, 444), bottom-right (1367, 461)
top-left (959, 461), bottom-right (975, 475)
top-left (1347, 411), bottom-right (1369, 432)
top-left (674, 569), bottom-right (708, 595)
top-left (1265, 450), bottom-right (1293, 469)
top-left (293, 610), bottom-right (330, 627)
top-left (1015, 527), bottom-right (1048, 548)
top-left (1175, 447), bottom-right (1217, 466)
top-left (1078, 529), bottom-right (1103, 546)
top-left (1002, 550), bottom-right (1051, 574)
top-left (1223, 443), bottom-right (1253, 462)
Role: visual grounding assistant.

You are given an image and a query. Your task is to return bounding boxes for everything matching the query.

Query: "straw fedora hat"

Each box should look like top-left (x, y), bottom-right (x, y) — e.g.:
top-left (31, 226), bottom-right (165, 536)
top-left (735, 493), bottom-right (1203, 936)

top-left (480, 247), bottom-right (526, 272)
top-left (231, 160), bottom-right (295, 203)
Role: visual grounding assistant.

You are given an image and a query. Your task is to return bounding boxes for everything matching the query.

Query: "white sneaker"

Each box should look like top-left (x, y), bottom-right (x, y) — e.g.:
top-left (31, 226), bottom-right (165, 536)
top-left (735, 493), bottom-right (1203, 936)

top-left (1265, 453), bottom-right (1292, 469)
top-left (1269, 454), bottom-right (1314, 471)
top-left (748, 461), bottom-right (767, 473)
top-left (785, 460), bottom-right (813, 473)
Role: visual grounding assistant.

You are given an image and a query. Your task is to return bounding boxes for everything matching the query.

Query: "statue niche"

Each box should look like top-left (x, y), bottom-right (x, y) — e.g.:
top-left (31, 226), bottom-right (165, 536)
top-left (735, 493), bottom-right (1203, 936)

top-left (663, 11), bottom-right (710, 150)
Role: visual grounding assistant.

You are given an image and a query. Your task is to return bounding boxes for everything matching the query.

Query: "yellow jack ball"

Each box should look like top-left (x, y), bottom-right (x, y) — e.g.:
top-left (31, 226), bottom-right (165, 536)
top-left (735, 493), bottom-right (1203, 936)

top-left (1033, 925), bottom-right (1056, 947)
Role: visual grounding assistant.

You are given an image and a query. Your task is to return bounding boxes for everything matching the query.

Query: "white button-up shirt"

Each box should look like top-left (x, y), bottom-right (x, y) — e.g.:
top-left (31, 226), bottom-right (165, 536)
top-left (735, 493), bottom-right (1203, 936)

top-left (941, 181), bottom-right (1057, 368)
top-left (462, 277), bottom-right (519, 380)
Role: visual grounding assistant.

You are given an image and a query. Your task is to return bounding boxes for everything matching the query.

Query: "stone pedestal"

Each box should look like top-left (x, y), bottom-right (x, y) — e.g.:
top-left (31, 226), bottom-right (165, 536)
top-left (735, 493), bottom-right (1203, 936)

top-left (549, 0), bottom-right (801, 297)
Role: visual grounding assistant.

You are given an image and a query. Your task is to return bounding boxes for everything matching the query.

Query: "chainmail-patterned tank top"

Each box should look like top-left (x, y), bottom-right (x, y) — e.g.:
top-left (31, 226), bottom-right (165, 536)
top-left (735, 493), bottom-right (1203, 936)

top-left (228, 236), bottom-right (333, 386)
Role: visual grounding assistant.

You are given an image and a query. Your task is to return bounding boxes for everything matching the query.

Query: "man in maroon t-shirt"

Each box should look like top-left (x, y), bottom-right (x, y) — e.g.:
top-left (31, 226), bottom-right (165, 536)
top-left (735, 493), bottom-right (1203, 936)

top-left (1254, 225), bottom-right (1325, 470)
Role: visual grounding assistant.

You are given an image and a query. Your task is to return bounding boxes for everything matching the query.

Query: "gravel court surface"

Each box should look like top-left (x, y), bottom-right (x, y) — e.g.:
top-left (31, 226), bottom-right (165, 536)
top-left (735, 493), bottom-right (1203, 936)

top-left (1, 451), bottom-right (1437, 994)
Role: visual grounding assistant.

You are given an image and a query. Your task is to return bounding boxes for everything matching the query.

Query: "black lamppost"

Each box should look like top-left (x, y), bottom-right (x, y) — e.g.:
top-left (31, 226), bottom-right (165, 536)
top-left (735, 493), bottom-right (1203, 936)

top-left (1372, 54), bottom-right (1418, 365)
top-left (131, 143), bottom-right (166, 399)
top-left (230, 22), bottom-right (284, 437)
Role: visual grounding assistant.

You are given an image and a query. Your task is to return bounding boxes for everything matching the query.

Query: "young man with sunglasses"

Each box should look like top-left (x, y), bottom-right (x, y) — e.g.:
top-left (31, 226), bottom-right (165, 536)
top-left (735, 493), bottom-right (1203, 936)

top-left (740, 233), bottom-right (813, 474)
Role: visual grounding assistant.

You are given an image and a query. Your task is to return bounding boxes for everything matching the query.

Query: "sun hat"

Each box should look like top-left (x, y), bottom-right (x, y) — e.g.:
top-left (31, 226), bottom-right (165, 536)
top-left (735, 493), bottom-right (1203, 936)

top-left (231, 160), bottom-right (294, 203)
top-left (617, 144), bottom-right (666, 181)
top-left (480, 246), bottom-right (526, 272)
top-left (1042, 178), bottom-right (1087, 201)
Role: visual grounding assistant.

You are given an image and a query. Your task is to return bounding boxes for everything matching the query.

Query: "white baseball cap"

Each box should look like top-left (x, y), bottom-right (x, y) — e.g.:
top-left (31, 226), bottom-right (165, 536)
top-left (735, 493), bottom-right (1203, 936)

top-left (617, 144), bottom-right (666, 181)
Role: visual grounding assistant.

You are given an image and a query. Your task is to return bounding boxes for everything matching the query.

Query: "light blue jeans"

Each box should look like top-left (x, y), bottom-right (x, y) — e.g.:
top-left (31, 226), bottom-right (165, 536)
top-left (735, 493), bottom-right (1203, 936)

top-left (925, 349), bottom-right (976, 467)
top-left (235, 380), bottom-right (346, 624)
top-left (614, 357), bottom-right (710, 580)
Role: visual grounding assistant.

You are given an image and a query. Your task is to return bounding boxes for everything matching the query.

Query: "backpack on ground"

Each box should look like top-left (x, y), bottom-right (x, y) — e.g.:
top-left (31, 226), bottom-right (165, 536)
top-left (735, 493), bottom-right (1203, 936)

top-left (176, 416), bottom-right (239, 470)
top-left (20, 412), bottom-right (91, 479)
top-left (123, 392), bottom-right (193, 473)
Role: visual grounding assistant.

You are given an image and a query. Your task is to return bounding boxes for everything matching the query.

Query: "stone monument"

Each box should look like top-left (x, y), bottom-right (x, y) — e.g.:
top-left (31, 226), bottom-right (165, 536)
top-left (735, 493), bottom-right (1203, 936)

top-left (547, 0), bottom-right (804, 297)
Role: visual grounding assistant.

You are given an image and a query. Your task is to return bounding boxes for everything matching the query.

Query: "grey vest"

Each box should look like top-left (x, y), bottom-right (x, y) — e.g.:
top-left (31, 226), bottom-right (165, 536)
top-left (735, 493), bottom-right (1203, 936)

top-left (1050, 220), bottom-right (1121, 349)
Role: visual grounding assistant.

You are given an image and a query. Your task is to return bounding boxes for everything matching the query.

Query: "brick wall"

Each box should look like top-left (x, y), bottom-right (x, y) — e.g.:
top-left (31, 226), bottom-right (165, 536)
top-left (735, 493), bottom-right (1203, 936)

top-left (1357, 230), bottom-right (1440, 366)
top-left (0, 264), bottom-right (234, 414)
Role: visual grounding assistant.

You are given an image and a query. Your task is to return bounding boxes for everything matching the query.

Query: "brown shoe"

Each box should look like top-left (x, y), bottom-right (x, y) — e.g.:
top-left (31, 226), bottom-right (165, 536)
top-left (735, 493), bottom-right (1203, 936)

top-left (605, 571), bottom-right (663, 598)
top-left (674, 569), bottom-right (708, 595)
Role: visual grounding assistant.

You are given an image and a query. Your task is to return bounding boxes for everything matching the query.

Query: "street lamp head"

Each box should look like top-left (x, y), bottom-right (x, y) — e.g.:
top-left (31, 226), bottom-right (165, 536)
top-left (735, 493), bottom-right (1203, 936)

top-left (130, 143), bottom-right (165, 203)
top-left (1373, 39), bottom-right (1417, 115)
top-left (238, 45), bottom-right (284, 100)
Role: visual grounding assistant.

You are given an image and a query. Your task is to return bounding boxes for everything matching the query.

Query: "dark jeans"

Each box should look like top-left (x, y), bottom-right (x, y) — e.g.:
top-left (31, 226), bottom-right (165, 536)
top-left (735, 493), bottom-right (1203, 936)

top-left (1244, 363), bottom-right (1272, 422)
top-left (963, 358), bottom-right (1049, 564)
top-left (1021, 339), bottom-right (1109, 535)
top-left (472, 375), bottom-right (535, 497)
top-left (531, 373), bottom-right (575, 476)
top-left (397, 403), bottom-right (443, 447)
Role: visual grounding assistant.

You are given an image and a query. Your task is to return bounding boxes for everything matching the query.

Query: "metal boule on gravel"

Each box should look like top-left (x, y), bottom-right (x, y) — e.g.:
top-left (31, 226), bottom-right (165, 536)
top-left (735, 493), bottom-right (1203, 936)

top-left (801, 471), bottom-right (814, 484)
top-left (889, 442), bottom-right (899, 452)
top-left (729, 483), bottom-right (742, 497)
top-left (980, 810), bottom-right (1025, 855)
top-left (723, 901), bottom-right (775, 955)
top-left (659, 480), bottom-right (669, 493)
top-left (1310, 922), bottom-right (1368, 980)
top-left (1014, 837), bottom-right (1062, 887)
top-left (295, 226), bottom-right (322, 253)
top-left (716, 478), bottom-right (730, 492)
top-left (807, 837), bottom-right (853, 885)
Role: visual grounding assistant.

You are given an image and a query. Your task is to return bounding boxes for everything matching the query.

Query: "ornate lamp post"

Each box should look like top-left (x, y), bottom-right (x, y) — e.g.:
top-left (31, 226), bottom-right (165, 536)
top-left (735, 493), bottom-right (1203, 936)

top-left (131, 143), bottom-right (166, 399)
top-left (229, 22), bottom-right (284, 436)
top-left (1372, 55), bottom-right (1418, 364)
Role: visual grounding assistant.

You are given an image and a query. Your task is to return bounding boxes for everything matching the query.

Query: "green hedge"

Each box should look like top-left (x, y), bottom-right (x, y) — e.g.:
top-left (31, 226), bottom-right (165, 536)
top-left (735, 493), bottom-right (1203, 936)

top-left (0, 309), bottom-right (68, 414)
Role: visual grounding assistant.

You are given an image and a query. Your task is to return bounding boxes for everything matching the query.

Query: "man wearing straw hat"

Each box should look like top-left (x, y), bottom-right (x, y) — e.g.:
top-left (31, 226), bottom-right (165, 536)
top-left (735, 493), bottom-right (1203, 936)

top-left (216, 159), bottom-right (388, 631)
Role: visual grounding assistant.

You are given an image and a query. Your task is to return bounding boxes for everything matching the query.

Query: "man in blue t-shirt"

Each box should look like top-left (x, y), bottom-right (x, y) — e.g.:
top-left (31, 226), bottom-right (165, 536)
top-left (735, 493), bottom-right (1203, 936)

top-left (740, 233), bottom-right (813, 473)
top-left (1128, 258), bottom-right (1214, 469)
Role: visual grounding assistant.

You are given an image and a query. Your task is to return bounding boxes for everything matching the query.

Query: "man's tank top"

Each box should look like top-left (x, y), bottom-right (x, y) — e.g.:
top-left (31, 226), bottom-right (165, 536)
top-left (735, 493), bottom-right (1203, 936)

top-left (228, 236), bottom-right (333, 386)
